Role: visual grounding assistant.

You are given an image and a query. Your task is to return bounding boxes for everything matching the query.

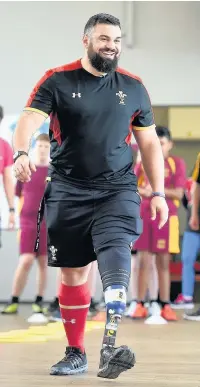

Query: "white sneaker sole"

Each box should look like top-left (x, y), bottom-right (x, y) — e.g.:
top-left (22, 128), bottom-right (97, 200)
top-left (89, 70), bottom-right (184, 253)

top-left (171, 303), bottom-right (194, 310)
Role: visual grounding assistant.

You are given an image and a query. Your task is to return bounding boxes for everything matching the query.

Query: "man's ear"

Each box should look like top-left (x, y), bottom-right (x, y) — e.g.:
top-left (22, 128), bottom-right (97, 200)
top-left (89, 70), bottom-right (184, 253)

top-left (83, 34), bottom-right (89, 49)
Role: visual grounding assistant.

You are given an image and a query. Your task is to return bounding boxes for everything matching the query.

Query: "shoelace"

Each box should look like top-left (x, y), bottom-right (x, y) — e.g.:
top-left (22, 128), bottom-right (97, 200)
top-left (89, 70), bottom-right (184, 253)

top-left (101, 346), bottom-right (114, 360)
top-left (62, 349), bottom-right (84, 368)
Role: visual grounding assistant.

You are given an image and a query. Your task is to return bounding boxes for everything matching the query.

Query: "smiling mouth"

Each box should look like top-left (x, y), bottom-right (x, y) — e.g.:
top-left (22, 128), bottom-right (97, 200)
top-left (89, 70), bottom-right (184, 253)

top-left (101, 51), bottom-right (115, 57)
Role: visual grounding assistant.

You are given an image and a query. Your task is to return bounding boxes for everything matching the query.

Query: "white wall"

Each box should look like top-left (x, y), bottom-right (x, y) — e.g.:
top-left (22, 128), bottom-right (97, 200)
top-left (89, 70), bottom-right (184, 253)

top-left (0, 1), bottom-right (200, 114)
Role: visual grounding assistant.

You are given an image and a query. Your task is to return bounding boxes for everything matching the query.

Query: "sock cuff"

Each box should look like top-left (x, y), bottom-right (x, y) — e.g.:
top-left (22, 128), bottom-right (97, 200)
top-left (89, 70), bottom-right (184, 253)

top-left (59, 282), bottom-right (91, 306)
top-left (35, 295), bottom-right (43, 303)
top-left (12, 296), bottom-right (19, 303)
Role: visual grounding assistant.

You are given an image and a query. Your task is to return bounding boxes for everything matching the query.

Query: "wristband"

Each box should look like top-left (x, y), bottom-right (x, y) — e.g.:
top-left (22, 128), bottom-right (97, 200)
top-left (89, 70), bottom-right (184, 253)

top-left (9, 208), bottom-right (15, 212)
top-left (152, 192), bottom-right (166, 199)
top-left (13, 151), bottom-right (28, 163)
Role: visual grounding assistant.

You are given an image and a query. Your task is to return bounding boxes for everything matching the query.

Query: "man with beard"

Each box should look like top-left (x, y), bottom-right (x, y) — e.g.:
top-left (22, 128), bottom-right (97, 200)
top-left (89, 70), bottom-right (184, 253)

top-left (13, 13), bottom-right (168, 379)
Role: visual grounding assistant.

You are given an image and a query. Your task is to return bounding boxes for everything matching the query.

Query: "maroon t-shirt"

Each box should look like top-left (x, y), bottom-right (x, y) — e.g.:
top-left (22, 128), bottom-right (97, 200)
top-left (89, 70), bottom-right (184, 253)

top-left (16, 166), bottom-right (48, 229)
top-left (0, 138), bottom-right (13, 176)
top-left (135, 156), bottom-right (186, 215)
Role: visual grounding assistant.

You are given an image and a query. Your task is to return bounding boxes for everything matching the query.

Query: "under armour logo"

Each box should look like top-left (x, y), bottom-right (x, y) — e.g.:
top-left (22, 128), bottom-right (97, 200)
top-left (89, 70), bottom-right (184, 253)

top-left (72, 93), bottom-right (81, 98)
top-left (49, 245), bottom-right (57, 261)
top-left (62, 318), bottom-right (76, 324)
top-left (116, 90), bottom-right (127, 105)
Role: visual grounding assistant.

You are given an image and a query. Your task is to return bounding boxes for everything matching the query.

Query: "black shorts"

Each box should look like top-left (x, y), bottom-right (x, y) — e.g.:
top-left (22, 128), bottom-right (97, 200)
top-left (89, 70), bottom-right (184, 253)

top-left (44, 176), bottom-right (142, 268)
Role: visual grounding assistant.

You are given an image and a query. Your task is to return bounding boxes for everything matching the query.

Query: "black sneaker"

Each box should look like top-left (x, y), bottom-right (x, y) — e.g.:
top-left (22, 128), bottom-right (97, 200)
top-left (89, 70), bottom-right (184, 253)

top-left (48, 308), bottom-right (62, 322)
top-left (88, 299), bottom-right (99, 317)
top-left (50, 346), bottom-right (88, 375)
top-left (183, 307), bottom-right (200, 321)
top-left (48, 298), bottom-right (59, 314)
top-left (97, 345), bottom-right (136, 379)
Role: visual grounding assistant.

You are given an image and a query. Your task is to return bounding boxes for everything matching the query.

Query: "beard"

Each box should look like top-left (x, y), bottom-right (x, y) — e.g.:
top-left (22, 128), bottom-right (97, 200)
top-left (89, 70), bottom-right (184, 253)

top-left (87, 44), bottom-right (119, 73)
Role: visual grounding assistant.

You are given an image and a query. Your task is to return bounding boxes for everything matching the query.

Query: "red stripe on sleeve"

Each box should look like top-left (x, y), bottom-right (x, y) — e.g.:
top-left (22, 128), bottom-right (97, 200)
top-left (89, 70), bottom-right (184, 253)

top-left (116, 67), bottom-right (143, 83)
top-left (50, 112), bottom-right (61, 146)
top-left (26, 69), bottom-right (55, 107)
top-left (125, 111), bottom-right (141, 144)
top-left (26, 59), bottom-right (82, 107)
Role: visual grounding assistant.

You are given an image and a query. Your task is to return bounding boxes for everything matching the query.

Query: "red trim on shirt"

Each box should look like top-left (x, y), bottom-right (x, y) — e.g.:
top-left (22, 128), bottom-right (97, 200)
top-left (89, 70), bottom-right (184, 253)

top-left (50, 113), bottom-right (62, 146)
top-left (26, 60), bottom-right (82, 106)
top-left (116, 67), bottom-right (142, 83)
top-left (125, 111), bottom-right (141, 144)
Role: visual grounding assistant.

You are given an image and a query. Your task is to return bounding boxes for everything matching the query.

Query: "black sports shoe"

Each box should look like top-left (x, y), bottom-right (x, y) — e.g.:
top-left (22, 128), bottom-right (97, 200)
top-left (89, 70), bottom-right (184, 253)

top-left (97, 345), bottom-right (136, 379)
top-left (183, 307), bottom-right (200, 321)
top-left (88, 299), bottom-right (99, 317)
top-left (48, 298), bottom-right (59, 314)
top-left (50, 346), bottom-right (88, 375)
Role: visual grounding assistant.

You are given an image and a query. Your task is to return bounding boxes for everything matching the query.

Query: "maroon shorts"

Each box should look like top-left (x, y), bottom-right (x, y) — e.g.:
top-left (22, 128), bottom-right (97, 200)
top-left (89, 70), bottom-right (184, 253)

top-left (134, 209), bottom-right (180, 254)
top-left (18, 227), bottom-right (47, 256)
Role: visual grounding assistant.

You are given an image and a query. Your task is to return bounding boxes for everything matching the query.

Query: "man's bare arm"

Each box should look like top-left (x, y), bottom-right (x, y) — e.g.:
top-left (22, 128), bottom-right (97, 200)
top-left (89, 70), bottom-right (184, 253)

top-left (133, 126), bottom-right (165, 193)
top-left (138, 187), bottom-right (152, 198)
top-left (13, 111), bottom-right (46, 153)
top-left (189, 181), bottom-right (200, 230)
top-left (191, 182), bottom-right (200, 218)
top-left (165, 188), bottom-right (184, 201)
top-left (3, 166), bottom-right (15, 209)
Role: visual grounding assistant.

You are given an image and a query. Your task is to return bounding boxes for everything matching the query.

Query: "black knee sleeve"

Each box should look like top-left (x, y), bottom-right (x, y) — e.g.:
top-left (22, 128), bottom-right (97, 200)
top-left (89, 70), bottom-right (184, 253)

top-left (97, 245), bottom-right (131, 291)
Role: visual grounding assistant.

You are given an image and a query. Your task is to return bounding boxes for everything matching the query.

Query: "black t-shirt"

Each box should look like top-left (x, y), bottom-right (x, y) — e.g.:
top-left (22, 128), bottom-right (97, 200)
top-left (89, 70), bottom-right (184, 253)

top-left (24, 59), bottom-right (154, 188)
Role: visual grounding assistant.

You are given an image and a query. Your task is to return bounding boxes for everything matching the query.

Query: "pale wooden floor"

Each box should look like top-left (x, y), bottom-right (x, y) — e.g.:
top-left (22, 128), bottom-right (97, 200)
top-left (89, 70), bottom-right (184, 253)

top-left (0, 307), bottom-right (200, 386)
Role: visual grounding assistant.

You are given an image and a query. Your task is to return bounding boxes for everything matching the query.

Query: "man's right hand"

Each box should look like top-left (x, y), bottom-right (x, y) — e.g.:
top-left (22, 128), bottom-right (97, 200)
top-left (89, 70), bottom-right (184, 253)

top-left (189, 214), bottom-right (200, 231)
top-left (14, 155), bottom-right (36, 182)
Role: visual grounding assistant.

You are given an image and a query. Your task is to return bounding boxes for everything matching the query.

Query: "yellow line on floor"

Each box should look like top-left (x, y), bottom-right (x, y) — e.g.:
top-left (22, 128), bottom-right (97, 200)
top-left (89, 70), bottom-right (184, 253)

top-left (0, 321), bottom-right (104, 343)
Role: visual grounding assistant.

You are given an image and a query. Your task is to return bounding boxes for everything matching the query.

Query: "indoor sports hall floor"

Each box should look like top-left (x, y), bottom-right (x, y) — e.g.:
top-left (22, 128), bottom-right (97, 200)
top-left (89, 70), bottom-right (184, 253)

top-left (0, 306), bottom-right (199, 387)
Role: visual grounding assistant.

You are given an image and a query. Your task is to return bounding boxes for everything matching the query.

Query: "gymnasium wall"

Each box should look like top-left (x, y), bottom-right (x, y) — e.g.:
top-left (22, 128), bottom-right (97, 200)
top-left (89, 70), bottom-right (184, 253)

top-left (0, 1), bottom-right (200, 115)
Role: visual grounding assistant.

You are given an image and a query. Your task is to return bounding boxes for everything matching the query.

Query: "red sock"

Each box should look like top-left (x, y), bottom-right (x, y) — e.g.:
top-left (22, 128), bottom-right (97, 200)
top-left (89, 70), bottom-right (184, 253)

top-left (59, 282), bottom-right (91, 353)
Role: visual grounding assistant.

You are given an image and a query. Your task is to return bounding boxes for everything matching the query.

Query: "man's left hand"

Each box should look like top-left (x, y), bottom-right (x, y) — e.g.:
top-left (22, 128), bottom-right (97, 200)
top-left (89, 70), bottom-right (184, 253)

top-left (150, 196), bottom-right (169, 229)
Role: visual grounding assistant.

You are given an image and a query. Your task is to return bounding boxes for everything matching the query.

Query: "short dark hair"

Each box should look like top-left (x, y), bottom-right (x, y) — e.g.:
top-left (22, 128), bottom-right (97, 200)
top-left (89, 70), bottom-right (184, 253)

top-left (36, 133), bottom-right (50, 143)
top-left (156, 125), bottom-right (172, 141)
top-left (0, 105), bottom-right (4, 122)
top-left (84, 13), bottom-right (121, 35)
